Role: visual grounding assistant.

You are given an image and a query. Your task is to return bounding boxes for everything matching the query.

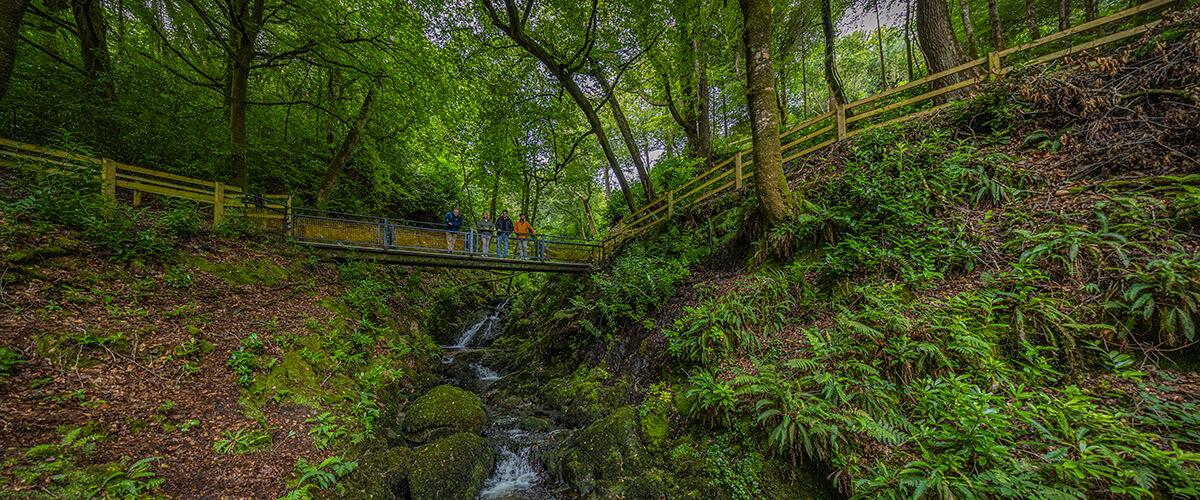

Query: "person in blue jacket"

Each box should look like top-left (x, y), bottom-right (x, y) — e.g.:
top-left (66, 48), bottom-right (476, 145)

top-left (444, 208), bottom-right (463, 251)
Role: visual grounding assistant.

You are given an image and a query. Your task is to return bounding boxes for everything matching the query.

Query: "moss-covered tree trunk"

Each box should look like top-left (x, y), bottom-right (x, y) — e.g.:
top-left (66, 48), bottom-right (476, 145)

top-left (72, 0), bottom-right (115, 101)
top-left (1025, 0), bottom-right (1041, 41)
top-left (957, 0), bottom-right (979, 59)
top-left (0, 0), bottom-right (30, 103)
top-left (228, 0), bottom-right (264, 189)
top-left (821, 0), bottom-right (848, 107)
top-left (740, 0), bottom-right (794, 228)
top-left (317, 82), bottom-right (379, 209)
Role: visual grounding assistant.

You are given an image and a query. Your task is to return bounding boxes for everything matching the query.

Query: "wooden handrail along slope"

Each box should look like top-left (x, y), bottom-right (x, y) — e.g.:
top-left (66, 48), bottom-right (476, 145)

top-left (605, 0), bottom-right (1183, 251)
top-left (0, 137), bottom-right (291, 224)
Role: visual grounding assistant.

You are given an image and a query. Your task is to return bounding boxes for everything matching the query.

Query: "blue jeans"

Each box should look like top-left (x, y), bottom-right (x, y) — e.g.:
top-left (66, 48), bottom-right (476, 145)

top-left (497, 233), bottom-right (509, 258)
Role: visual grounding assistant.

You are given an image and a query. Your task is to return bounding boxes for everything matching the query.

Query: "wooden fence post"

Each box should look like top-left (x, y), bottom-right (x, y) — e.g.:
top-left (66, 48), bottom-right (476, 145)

top-left (988, 51), bottom-right (1001, 76)
top-left (214, 182), bottom-right (225, 224)
top-left (836, 104), bottom-right (847, 141)
top-left (132, 191), bottom-right (142, 206)
top-left (735, 152), bottom-right (743, 189)
top-left (101, 159), bottom-right (116, 199)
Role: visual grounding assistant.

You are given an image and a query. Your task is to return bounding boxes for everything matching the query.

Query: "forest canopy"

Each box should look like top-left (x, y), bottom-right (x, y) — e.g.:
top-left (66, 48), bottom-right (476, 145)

top-left (0, 0), bottom-right (1136, 236)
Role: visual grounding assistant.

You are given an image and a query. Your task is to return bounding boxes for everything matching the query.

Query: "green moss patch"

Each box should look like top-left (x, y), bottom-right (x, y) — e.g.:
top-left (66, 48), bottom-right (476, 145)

top-left (401, 385), bottom-right (487, 444)
top-left (543, 406), bottom-right (648, 496)
top-left (402, 432), bottom-right (495, 500)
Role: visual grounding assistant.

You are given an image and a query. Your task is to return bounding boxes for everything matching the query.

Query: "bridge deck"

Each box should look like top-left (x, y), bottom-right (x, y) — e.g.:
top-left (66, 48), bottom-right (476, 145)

top-left (286, 207), bottom-right (601, 273)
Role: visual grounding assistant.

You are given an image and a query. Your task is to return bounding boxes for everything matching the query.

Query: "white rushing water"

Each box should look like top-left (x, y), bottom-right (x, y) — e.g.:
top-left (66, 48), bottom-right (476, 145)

top-left (472, 363), bottom-right (501, 381)
top-left (479, 446), bottom-right (541, 499)
top-left (451, 297), bottom-right (510, 348)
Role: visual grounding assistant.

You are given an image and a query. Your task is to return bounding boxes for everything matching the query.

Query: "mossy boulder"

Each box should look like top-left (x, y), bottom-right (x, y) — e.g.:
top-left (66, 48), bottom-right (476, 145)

top-left (401, 385), bottom-right (487, 444)
top-left (542, 406), bottom-right (648, 496)
top-left (539, 366), bottom-right (629, 427)
top-left (6, 236), bottom-right (82, 264)
top-left (399, 433), bottom-right (495, 500)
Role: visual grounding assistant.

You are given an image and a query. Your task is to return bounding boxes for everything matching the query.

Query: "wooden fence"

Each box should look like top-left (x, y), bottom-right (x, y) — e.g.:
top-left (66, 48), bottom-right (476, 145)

top-left (0, 137), bottom-right (290, 228)
top-left (607, 0), bottom-right (1184, 249)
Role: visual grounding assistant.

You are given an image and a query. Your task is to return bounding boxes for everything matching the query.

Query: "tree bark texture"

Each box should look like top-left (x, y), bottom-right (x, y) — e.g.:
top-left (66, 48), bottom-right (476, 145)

top-left (1084, 0), bottom-right (1097, 22)
top-left (480, 0), bottom-right (638, 213)
top-left (906, 0), bottom-right (915, 80)
top-left (987, 0), bottom-right (1004, 50)
top-left (228, 0), bottom-right (265, 189)
top-left (957, 0), bottom-right (978, 59)
top-left (1058, 0), bottom-right (1072, 31)
top-left (317, 83), bottom-right (378, 209)
top-left (875, 0), bottom-right (887, 88)
top-left (740, 0), bottom-right (794, 228)
top-left (821, 0), bottom-right (848, 107)
top-left (916, 0), bottom-right (971, 103)
top-left (72, 0), bottom-right (114, 100)
top-left (0, 0), bottom-right (31, 103)
top-left (1025, 0), bottom-right (1041, 40)
top-left (594, 68), bottom-right (655, 201)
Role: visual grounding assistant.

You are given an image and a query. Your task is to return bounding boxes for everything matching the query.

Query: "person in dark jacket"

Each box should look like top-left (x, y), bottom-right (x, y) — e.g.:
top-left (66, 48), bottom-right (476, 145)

top-left (444, 208), bottom-right (463, 251)
top-left (495, 210), bottom-right (514, 258)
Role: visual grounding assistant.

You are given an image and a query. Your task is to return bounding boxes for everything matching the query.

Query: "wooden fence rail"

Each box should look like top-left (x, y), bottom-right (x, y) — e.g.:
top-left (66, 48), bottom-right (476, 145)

top-left (0, 137), bottom-right (290, 226)
top-left (606, 0), bottom-right (1183, 250)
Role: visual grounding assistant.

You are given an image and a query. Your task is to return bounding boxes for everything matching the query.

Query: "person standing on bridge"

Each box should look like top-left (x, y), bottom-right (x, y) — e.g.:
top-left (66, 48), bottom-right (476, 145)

top-left (444, 208), bottom-right (463, 251)
top-left (495, 210), bottom-right (514, 258)
top-left (514, 213), bottom-right (536, 260)
top-left (477, 212), bottom-right (495, 256)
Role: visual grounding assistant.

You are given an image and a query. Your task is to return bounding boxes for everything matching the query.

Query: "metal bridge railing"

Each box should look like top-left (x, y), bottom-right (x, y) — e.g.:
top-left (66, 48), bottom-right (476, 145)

top-left (287, 207), bottom-right (603, 266)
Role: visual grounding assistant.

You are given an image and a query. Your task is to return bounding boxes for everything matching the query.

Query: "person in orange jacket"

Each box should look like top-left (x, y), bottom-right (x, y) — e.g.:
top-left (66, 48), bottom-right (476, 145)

top-left (513, 214), bottom-right (535, 260)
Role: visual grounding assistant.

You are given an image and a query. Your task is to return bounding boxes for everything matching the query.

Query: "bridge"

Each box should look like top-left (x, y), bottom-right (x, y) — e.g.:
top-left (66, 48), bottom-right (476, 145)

top-left (0, 138), bottom-right (605, 273)
top-left (283, 205), bottom-right (602, 273)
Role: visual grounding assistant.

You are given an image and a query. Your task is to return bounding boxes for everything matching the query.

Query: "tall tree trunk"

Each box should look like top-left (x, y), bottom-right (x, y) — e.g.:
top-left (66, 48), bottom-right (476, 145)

top-left (72, 0), bottom-right (115, 100)
top-left (227, 0), bottom-right (265, 189)
top-left (957, 0), bottom-right (978, 59)
top-left (916, 0), bottom-right (971, 103)
top-left (1084, 0), bottom-right (1097, 21)
top-left (480, 0), bottom-right (639, 212)
top-left (801, 42), bottom-right (809, 119)
top-left (906, 0), bottom-right (915, 80)
top-left (875, 0), bottom-right (887, 88)
top-left (987, 0), bottom-right (1004, 50)
top-left (1058, 0), bottom-right (1072, 31)
top-left (316, 83), bottom-right (379, 209)
top-left (695, 38), bottom-right (711, 165)
top-left (1025, 0), bottom-right (1041, 40)
top-left (0, 0), bottom-right (31, 103)
top-left (820, 0), bottom-right (848, 107)
top-left (593, 68), bottom-right (656, 201)
top-left (740, 0), bottom-right (794, 228)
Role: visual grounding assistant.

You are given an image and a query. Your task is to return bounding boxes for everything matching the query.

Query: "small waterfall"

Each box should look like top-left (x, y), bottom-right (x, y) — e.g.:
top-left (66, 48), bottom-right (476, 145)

top-left (472, 363), bottom-right (501, 381)
top-left (451, 297), bottom-right (510, 349)
top-left (479, 446), bottom-right (541, 499)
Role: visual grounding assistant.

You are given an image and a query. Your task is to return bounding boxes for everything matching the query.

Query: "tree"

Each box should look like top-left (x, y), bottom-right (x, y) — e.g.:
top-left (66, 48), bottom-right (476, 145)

top-left (593, 66), bottom-right (655, 201)
top-left (1025, 0), bottom-right (1041, 41)
top-left (987, 0), bottom-right (1004, 51)
top-left (1058, 0), bottom-right (1072, 31)
top-left (72, 0), bottom-right (115, 100)
top-left (478, 0), bottom-right (639, 213)
top-left (916, 0), bottom-right (971, 102)
top-left (957, 0), bottom-right (978, 59)
top-left (820, 0), bottom-right (848, 107)
top-left (0, 0), bottom-right (31, 102)
top-left (740, 0), bottom-right (793, 227)
top-left (317, 77), bottom-right (380, 208)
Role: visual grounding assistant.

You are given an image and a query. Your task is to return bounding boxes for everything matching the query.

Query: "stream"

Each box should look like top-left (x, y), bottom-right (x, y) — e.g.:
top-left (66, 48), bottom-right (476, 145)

top-left (441, 299), bottom-right (574, 500)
